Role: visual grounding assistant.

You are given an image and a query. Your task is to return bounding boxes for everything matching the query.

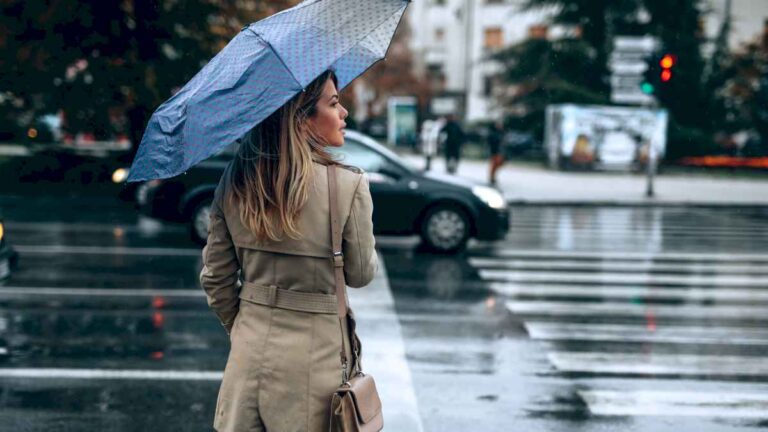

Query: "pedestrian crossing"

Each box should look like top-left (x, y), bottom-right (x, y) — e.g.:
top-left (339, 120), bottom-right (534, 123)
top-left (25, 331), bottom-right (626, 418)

top-left (469, 231), bottom-right (768, 421)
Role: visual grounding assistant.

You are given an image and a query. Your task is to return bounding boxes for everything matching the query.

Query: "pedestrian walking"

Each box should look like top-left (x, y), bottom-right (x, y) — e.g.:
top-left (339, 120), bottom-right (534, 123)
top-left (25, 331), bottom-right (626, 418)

top-left (440, 113), bottom-right (466, 174)
top-left (125, 1), bottom-right (411, 430)
top-left (200, 70), bottom-right (377, 431)
top-left (487, 119), bottom-right (505, 185)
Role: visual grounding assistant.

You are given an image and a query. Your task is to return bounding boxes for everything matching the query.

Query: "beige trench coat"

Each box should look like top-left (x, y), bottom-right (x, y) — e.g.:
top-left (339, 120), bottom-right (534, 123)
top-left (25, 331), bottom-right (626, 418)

top-left (200, 161), bottom-right (377, 432)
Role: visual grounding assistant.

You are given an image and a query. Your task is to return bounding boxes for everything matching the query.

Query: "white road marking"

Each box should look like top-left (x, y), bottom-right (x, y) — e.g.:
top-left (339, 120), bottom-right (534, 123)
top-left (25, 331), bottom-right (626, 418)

top-left (470, 257), bottom-right (768, 275)
top-left (506, 300), bottom-right (768, 320)
top-left (0, 368), bottom-right (222, 381)
top-left (491, 248), bottom-right (768, 263)
top-left (579, 390), bottom-right (768, 418)
top-left (14, 245), bottom-right (201, 256)
top-left (6, 221), bottom-right (184, 233)
top-left (490, 283), bottom-right (768, 302)
top-left (525, 322), bottom-right (768, 345)
top-left (481, 269), bottom-right (768, 287)
top-left (0, 286), bottom-right (203, 297)
top-left (349, 252), bottom-right (425, 432)
top-left (548, 352), bottom-right (768, 376)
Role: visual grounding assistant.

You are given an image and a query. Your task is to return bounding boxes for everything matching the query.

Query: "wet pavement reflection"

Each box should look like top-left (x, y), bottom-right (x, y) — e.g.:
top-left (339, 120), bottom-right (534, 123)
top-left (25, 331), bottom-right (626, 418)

top-left (0, 196), bottom-right (767, 431)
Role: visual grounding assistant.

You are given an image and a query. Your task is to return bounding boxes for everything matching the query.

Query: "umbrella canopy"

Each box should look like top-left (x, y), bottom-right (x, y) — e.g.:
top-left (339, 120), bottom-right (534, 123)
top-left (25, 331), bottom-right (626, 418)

top-left (128, 0), bottom-right (410, 182)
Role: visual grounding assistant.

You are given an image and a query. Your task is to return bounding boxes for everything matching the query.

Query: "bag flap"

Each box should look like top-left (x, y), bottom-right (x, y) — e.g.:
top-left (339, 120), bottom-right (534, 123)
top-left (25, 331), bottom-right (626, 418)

top-left (341, 374), bottom-right (382, 424)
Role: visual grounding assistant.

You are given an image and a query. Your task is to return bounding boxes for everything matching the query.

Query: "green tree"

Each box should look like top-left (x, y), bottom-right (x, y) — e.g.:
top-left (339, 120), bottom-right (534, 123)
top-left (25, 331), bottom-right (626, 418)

top-left (0, 0), bottom-right (295, 148)
top-left (496, 0), bottom-right (720, 159)
top-left (491, 37), bottom-right (609, 139)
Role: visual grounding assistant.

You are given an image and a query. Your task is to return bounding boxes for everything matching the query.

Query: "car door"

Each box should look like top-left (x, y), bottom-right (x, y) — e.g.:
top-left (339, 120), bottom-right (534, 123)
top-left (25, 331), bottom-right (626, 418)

top-left (331, 139), bottom-right (424, 235)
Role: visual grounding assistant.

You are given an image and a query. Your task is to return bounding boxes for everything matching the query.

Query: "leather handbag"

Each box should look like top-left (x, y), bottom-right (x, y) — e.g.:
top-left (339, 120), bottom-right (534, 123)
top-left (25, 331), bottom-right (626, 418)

top-left (327, 165), bottom-right (384, 432)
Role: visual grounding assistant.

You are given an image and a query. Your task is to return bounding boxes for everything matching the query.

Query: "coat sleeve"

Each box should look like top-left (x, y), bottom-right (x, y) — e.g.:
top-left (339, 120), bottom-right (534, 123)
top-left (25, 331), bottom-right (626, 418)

top-left (342, 174), bottom-right (378, 288)
top-left (199, 181), bottom-right (241, 334)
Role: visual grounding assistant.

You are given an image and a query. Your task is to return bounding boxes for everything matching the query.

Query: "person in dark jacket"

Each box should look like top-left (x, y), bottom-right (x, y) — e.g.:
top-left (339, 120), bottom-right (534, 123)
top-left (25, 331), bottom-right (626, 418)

top-left (440, 114), bottom-right (465, 174)
top-left (487, 119), bottom-right (505, 185)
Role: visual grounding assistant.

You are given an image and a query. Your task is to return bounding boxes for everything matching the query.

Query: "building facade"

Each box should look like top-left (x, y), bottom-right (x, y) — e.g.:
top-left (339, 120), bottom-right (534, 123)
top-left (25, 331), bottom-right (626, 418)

top-left (406, 0), bottom-right (768, 124)
top-left (406, 0), bottom-right (551, 123)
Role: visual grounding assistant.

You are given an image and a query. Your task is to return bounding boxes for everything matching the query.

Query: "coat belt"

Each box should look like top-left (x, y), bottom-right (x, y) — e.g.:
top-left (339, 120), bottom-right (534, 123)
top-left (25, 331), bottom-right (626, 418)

top-left (239, 281), bottom-right (338, 314)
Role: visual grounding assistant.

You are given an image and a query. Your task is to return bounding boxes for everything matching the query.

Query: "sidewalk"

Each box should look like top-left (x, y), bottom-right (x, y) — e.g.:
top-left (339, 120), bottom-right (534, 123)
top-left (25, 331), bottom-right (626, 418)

top-left (401, 155), bottom-right (768, 207)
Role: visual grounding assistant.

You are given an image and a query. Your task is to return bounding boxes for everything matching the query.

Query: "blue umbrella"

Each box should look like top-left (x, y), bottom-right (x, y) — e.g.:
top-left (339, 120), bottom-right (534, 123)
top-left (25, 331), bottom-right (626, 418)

top-left (128, 0), bottom-right (411, 182)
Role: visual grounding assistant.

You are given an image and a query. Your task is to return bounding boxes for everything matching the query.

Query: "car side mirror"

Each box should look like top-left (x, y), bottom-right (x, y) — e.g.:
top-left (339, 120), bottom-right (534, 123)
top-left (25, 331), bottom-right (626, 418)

top-left (378, 166), bottom-right (402, 181)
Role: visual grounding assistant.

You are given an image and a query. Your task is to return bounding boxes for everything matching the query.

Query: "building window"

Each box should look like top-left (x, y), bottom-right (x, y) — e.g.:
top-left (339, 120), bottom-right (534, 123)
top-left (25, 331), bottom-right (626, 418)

top-left (433, 0), bottom-right (446, 5)
top-left (483, 27), bottom-right (504, 49)
top-left (483, 75), bottom-right (495, 97)
top-left (435, 28), bottom-right (445, 42)
top-left (427, 63), bottom-right (446, 91)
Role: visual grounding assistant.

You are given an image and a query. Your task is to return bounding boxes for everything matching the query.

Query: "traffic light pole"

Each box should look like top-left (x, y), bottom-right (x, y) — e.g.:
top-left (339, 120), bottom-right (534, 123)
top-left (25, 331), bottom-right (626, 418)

top-left (645, 100), bottom-right (659, 198)
top-left (646, 134), bottom-right (655, 197)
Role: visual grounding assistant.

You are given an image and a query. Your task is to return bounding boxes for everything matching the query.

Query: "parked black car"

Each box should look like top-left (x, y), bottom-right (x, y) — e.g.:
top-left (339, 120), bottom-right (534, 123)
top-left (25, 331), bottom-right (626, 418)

top-left (126, 130), bottom-right (510, 252)
top-left (0, 217), bottom-right (19, 282)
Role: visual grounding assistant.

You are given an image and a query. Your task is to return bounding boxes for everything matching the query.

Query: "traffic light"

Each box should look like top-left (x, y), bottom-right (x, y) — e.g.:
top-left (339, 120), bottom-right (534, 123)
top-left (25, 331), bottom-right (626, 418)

top-left (640, 52), bottom-right (677, 97)
top-left (659, 54), bottom-right (676, 82)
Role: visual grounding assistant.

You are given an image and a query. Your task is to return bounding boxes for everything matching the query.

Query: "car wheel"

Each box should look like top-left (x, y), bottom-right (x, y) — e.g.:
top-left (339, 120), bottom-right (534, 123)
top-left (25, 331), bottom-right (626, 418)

top-left (190, 199), bottom-right (213, 246)
top-left (420, 204), bottom-right (470, 253)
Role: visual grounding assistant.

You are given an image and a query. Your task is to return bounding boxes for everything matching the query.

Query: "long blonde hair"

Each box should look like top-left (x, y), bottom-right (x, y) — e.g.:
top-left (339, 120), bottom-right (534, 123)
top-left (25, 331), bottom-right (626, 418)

top-left (228, 70), bottom-right (339, 242)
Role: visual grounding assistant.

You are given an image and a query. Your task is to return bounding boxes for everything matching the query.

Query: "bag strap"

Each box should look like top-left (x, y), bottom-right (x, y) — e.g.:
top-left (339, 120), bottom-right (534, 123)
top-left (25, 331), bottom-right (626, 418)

top-left (328, 164), bottom-right (351, 383)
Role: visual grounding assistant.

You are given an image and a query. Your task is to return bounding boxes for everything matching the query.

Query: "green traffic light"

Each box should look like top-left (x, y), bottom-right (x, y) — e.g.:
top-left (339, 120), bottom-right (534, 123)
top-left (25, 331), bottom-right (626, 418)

top-left (640, 82), bottom-right (655, 95)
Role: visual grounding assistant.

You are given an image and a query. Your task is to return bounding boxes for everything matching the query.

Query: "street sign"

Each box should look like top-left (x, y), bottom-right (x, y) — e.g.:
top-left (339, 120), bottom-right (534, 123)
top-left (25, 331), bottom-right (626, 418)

top-left (610, 36), bottom-right (659, 106)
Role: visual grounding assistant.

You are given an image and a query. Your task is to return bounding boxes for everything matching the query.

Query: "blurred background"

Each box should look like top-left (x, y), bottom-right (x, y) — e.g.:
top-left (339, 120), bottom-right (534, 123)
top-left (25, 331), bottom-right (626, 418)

top-left (1, 1), bottom-right (768, 431)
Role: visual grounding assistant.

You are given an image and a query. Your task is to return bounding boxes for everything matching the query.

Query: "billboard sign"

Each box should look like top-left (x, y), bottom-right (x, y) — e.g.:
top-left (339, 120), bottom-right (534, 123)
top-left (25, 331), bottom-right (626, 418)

top-left (545, 104), bottom-right (668, 171)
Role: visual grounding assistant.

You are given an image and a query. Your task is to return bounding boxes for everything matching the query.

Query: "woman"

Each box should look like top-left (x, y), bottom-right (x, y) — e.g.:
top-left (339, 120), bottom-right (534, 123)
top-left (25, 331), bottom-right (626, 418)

top-left (200, 70), bottom-right (377, 432)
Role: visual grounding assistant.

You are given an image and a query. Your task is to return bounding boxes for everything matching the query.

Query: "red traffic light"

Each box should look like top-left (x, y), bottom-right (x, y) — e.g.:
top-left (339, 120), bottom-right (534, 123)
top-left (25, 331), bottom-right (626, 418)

top-left (660, 54), bottom-right (676, 69)
top-left (660, 70), bottom-right (673, 82)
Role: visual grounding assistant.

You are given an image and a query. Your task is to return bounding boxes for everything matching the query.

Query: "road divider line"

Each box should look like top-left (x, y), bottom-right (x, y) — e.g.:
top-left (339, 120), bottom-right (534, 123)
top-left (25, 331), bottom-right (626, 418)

top-left (579, 390), bottom-right (768, 418)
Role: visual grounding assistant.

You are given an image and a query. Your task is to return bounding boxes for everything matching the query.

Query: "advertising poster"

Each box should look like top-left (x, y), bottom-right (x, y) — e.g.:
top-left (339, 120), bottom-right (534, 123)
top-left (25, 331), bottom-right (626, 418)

top-left (545, 104), bottom-right (668, 171)
top-left (387, 96), bottom-right (418, 148)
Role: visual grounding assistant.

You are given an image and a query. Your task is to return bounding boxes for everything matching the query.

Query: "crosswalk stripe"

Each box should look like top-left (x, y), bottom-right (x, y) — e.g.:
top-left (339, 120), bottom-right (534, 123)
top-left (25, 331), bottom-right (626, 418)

top-left (579, 390), bottom-right (768, 418)
top-left (490, 283), bottom-right (768, 302)
top-left (506, 300), bottom-right (768, 320)
top-left (524, 322), bottom-right (768, 345)
top-left (490, 249), bottom-right (768, 263)
top-left (509, 228), bottom-right (768, 239)
top-left (470, 258), bottom-right (768, 275)
top-left (0, 287), bottom-right (204, 297)
top-left (510, 223), bottom-right (768, 235)
top-left (481, 269), bottom-right (768, 287)
top-left (14, 245), bottom-right (201, 256)
top-left (0, 368), bottom-right (223, 381)
top-left (548, 352), bottom-right (768, 376)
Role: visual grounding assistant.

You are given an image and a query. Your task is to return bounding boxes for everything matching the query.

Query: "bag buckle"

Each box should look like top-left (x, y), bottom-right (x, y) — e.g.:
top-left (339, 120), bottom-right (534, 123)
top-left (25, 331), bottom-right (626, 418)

top-left (333, 251), bottom-right (344, 268)
top-left (342, 361), bottom-right (349, 383)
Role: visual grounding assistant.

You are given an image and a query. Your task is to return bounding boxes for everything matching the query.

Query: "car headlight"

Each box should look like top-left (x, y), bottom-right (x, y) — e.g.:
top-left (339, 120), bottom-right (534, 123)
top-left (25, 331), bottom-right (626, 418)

top-left (0, 222), bottom-right (4, 242)
top-left (472, 186), bottom-right (506, 210)
top-left (112, 168), bottom-right (129, 184)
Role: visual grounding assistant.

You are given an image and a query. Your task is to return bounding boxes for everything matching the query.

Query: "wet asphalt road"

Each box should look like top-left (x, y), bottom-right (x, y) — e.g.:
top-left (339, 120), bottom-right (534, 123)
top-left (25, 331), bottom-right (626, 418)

top-left (1, 195), bottom-right (768, 431)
